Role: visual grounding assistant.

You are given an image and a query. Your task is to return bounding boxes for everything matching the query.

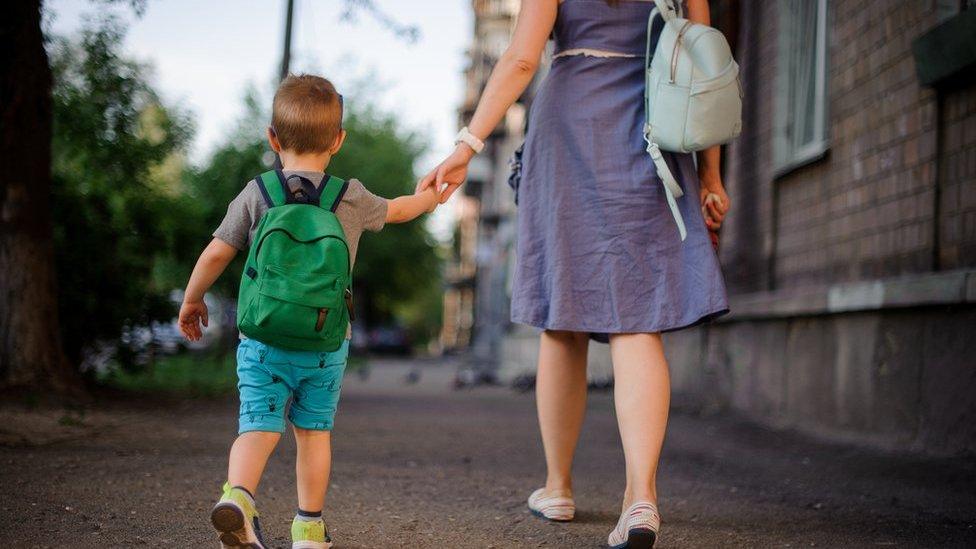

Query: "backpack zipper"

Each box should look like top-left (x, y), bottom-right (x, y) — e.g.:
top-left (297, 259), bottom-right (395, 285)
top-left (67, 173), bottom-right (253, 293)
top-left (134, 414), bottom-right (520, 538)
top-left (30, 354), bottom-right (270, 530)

top-left (253, 229), bottom-right (351, 278)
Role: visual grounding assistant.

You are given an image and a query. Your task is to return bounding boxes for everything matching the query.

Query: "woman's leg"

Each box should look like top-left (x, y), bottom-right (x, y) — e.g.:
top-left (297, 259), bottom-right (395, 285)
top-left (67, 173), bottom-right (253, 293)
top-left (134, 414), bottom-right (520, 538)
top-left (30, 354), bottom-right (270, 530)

top-left (536, 329), bottom-right (589, 496)
top-left (608, 333), bottom-right (670, 508)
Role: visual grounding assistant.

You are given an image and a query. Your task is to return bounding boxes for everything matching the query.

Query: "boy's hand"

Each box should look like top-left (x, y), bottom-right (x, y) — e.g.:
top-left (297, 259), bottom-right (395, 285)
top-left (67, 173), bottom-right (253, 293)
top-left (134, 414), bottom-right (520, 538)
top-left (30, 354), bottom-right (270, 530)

top-left (422, 186), bottom-right (439, 213)
top-left (178, 300), bottom-right (209, 342)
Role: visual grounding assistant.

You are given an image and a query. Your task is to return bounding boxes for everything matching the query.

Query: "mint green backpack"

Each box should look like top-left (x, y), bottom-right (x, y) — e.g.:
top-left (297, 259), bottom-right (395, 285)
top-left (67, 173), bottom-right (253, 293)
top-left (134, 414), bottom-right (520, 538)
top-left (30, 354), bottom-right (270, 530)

top-left (237, 170), bottom-right (353, 352)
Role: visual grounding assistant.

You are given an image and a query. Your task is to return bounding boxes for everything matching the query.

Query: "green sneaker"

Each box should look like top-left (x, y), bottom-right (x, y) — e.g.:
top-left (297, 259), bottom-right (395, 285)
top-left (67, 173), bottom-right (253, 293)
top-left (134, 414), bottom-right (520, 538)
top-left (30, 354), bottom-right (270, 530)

top-left (291, 516), bottom-right (333, 549)
top-left (210, 483), bottom-right (268, 549)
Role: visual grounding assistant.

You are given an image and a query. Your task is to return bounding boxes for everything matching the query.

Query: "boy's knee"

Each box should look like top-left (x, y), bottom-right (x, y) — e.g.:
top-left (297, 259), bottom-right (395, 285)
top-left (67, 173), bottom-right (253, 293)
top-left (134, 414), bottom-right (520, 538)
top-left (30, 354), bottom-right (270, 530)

top-left (238, 430), bottom-right (282, 442)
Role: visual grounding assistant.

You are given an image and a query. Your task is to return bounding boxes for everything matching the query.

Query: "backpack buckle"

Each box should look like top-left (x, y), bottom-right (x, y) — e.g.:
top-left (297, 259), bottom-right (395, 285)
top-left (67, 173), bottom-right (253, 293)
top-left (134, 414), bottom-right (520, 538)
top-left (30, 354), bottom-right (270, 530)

top-left (345, 289), bottom-right (356, 322)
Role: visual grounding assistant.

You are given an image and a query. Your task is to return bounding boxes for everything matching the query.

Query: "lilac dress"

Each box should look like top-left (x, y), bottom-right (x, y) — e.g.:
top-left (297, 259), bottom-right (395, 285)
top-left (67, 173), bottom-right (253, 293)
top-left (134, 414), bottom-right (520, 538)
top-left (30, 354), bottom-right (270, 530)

top-left (511, 0), bottom-right (728, 342)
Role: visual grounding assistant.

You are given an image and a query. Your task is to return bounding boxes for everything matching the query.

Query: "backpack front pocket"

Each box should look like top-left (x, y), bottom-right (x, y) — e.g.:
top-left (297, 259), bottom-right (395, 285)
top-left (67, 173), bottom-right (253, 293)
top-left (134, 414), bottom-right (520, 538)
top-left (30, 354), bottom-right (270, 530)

top-left (252, 265), bottom-right (345, 341)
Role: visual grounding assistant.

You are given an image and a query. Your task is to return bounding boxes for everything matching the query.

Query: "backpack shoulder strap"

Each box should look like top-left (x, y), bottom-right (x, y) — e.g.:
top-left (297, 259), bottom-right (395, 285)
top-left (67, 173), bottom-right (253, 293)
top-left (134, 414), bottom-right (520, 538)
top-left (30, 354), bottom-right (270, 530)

top-left (256, 170), bottom-right (287, 208)
top-left (318, 175), bottom-right (348, 213)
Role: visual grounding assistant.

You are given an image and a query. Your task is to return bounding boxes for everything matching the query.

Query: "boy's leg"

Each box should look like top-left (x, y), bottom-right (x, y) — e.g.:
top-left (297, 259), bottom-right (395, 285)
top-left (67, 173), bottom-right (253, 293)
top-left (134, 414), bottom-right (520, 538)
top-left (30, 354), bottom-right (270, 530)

top-left (233, 338), bottom-right (292, 491)
top-left (213, 339), bottom-right (290, 548)
top-left (287, 340), bottom-right (347, 548)
top-left (228, 431), bottom-right (282, 494)
top-left (293, 427), bottom-right (332, 512)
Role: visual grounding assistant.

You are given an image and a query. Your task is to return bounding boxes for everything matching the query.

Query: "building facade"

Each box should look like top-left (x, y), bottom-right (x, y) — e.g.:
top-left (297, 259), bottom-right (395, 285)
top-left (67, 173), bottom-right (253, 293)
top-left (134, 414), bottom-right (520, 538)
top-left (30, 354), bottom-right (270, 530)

top-left (666, 0), bottom-right (976, 455)
top-left (447, 0), bottom-right (976, 453)
top-left (441, 0), bottom-right (543, 383)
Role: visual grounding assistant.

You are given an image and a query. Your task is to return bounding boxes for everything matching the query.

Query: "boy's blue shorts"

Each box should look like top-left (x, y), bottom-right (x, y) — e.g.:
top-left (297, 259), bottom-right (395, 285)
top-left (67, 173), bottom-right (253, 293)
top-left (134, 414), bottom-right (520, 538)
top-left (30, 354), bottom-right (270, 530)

top-left (236, 338), bottom-right (349, 434)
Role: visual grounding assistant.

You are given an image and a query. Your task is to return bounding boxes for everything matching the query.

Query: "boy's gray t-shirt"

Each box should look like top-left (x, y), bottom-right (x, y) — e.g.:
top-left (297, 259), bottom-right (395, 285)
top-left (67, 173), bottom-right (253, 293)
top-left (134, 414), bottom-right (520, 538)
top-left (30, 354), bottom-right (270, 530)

top-left (213, 170), bottom-right (388, 339)
top-left (213, 170), bottom-right (387, 264)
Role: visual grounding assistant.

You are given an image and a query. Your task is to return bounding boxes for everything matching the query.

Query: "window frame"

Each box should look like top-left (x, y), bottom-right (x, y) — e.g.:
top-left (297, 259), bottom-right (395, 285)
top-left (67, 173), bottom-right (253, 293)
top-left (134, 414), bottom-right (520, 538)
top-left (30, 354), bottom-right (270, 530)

top-left (773, 0), bottom-right (830, 177)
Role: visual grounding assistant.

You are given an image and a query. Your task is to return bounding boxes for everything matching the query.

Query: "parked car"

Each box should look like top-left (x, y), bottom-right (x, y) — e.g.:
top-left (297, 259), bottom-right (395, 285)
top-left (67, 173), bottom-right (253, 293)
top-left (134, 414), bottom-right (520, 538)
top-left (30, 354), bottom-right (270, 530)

top-left (366, 324), bottom-right (412, 355)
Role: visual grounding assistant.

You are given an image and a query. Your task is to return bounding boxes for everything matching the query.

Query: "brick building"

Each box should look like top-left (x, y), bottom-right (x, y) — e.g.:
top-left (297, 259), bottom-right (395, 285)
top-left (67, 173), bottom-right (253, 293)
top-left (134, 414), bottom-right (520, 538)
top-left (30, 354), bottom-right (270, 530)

top-left (448, 0), bottom-right (976, 453)
top-left (441, 0), bottom-right (533, 383)
top-left (664, 0), bottom-right (976, 455)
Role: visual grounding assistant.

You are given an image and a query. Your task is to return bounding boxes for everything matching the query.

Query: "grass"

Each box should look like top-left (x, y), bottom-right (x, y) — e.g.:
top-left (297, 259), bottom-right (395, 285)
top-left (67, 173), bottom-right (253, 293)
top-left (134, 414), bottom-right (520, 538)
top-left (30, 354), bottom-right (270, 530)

top-left (99, 350), bottom-right (369, 397)
top-left (99, 351), bottom-right (239, 397)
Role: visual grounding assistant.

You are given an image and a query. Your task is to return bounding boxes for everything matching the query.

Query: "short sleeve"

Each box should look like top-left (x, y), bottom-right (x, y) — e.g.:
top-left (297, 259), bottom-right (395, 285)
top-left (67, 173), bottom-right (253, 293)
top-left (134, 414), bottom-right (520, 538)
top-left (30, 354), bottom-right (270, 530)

top-left (212, 181), bottom-right (261, 250)
top-left (344, 179), bottom-right (388, 233)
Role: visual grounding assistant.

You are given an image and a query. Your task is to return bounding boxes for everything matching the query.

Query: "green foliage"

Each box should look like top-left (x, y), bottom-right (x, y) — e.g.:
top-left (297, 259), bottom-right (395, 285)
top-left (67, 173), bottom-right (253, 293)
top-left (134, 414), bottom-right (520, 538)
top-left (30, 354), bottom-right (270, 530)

top-left (49, 16), bottom-right (443, 366)
top-left (177, 89), bottom-right (269, 295)
top-left (99, 350), bottom-right (367, 397)
top-left (328, 109), bottom-right (441, 335)
top-left (50, 17), bottom-right (195, 363)
top-left (98, 351), bottom-right (238, 397)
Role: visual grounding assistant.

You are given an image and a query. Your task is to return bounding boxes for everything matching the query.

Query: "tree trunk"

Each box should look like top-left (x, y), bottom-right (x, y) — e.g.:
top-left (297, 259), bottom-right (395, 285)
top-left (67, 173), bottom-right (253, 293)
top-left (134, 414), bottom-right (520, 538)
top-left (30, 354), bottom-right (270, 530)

top-left (0, 0), bottom-right (82, 395)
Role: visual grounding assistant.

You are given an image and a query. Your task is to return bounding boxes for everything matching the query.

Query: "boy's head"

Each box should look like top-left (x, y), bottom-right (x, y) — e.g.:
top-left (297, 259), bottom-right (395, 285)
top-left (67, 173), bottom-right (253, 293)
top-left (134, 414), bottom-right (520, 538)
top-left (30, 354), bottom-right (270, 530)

top-left (269, 74), bottom-right (345, 155)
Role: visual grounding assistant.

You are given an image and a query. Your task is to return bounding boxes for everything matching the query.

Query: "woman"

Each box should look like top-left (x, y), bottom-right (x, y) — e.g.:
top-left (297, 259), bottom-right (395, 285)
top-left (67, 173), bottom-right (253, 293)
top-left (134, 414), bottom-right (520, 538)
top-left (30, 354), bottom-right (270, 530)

top-left (419, 1), bottom-right (730, 546)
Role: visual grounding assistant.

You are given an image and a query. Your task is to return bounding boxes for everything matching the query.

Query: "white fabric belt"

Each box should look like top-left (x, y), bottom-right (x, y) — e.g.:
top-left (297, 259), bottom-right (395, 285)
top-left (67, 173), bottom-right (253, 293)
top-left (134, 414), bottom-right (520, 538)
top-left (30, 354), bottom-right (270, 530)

top-left (553, 48), bottom-right (639, 59)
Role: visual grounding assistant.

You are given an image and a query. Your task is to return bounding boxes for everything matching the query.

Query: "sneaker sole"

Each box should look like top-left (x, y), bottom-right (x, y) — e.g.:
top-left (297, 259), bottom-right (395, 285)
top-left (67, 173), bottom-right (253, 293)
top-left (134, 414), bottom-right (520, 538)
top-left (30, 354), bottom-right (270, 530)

top-left (609, 528), bottom-right (656, 549)
top-left (211, 502), bottom-right (264, 549)
top-left (292, 541), bottom-right (335, 549)
top-left (529, 508), bottom-right (575, 522)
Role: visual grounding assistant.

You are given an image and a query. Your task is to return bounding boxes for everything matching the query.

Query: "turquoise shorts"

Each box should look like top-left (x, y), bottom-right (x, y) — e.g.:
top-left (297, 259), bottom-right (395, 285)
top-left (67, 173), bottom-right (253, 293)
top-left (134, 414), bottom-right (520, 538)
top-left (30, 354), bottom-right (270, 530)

top-left (236, 338), bottom-right (349, 434)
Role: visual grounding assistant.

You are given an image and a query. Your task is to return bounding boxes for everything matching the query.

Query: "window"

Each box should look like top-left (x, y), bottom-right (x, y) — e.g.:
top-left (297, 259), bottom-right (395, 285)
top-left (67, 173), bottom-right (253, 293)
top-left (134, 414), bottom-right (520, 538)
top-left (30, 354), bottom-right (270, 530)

top-left (774, 0), bottom-right (829, 174)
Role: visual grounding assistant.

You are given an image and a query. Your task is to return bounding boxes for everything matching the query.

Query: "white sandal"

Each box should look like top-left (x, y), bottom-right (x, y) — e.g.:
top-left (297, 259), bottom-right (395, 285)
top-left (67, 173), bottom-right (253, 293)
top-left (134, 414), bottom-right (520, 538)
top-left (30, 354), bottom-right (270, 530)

top-left (607, 501), bottom-right (660, 548)
top-left (527, 488), bottom-right (575, 522)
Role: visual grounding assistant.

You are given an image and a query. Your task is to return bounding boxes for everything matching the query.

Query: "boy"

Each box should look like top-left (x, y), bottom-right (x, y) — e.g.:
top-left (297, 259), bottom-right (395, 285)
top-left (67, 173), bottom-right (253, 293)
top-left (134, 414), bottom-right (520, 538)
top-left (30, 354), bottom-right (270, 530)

top-left (178, 74), bottom-right (438, 549)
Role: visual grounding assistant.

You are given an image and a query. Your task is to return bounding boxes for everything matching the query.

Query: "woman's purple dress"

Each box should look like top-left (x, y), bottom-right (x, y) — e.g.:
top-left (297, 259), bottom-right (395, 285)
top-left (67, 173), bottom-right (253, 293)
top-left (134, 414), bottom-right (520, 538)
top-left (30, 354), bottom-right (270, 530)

top-left (511, 0), bottom-right (728, 342)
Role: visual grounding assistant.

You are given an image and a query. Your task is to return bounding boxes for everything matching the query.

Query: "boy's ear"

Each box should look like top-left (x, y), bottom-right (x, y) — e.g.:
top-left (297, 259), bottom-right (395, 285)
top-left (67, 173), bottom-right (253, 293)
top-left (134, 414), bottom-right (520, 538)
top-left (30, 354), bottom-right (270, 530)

top-left (330, 129), bottom-right (347, 155)
top-left (267, 127), bottom-right (282, 152)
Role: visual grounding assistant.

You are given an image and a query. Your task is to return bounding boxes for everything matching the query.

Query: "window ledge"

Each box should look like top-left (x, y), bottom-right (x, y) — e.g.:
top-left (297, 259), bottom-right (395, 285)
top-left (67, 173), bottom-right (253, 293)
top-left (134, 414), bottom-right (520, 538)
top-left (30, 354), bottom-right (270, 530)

top-left (724, 269), bottom-right (976, 321)
top-left (773, 142), bottom-right (829, 180)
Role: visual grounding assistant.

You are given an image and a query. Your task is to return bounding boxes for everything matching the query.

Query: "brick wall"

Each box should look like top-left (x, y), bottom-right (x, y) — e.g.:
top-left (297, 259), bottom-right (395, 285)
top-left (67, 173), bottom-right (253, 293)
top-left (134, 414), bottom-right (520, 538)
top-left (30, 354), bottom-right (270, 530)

top-left (722, 1), bottom-right (975, 294)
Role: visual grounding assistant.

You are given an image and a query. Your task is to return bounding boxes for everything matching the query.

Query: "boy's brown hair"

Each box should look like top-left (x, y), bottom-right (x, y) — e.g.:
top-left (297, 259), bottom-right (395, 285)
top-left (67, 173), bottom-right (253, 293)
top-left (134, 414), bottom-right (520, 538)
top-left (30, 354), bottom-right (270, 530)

top-left (271, 74), bottom-right (343, 154)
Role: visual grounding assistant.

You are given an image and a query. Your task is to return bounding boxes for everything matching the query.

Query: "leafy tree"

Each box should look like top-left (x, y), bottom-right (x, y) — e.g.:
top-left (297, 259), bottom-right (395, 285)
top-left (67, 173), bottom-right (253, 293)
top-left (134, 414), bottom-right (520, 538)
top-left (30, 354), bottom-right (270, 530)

top-left (0, 1), bottom-right (79, 394)
top-left (173, 90), bottom-right (268, 297)
top-left (49, 17), bottom-right (194, 365)
top-left (328, 108), bottom-right (441, 339)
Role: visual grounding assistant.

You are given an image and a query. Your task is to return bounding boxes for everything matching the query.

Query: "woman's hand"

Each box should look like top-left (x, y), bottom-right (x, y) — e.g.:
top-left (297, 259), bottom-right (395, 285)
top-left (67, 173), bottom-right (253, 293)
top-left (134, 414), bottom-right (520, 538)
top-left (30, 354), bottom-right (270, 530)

top-left (417, 144), bottom-right (476, 204)
top-left (698, 170), bottom-right (730, 231)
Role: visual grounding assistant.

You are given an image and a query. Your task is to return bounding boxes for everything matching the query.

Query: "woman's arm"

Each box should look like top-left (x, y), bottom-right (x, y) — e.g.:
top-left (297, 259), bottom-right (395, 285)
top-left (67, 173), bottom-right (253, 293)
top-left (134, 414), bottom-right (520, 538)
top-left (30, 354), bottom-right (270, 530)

top-left (419, 0), bottom-right (559, 202)
top-left (466, 0), bottom-right (558, 143)
top-left (686, 0), bottom-right (730, 228)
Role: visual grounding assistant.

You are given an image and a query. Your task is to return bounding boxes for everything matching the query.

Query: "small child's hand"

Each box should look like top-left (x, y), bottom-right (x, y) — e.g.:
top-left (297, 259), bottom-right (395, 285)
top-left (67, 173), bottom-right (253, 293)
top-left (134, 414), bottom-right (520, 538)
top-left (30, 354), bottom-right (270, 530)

top-left (421, 186), bottom-right (439, 213)
top-left (178, 300), bottom-right (209, 342)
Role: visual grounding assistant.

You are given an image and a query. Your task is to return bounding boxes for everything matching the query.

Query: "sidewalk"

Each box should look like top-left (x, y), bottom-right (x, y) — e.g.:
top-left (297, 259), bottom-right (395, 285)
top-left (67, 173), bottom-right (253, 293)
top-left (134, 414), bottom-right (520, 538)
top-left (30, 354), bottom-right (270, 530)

top-left (1, 357), bottom-right (974, 547)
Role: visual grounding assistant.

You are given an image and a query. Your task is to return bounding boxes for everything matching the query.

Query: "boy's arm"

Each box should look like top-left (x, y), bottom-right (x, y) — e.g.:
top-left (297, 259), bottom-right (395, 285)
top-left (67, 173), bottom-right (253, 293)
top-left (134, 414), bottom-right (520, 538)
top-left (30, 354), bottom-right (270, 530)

top-left (178, 238), bottom-right (238, 341)
top-left (385, 187), bottom-right (438, 224)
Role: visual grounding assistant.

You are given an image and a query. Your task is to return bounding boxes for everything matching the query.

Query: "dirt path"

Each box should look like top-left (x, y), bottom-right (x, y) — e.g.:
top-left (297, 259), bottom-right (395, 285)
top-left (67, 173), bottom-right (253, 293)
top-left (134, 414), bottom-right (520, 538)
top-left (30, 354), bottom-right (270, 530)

top-left (2, 358), bottom-right (975, 548)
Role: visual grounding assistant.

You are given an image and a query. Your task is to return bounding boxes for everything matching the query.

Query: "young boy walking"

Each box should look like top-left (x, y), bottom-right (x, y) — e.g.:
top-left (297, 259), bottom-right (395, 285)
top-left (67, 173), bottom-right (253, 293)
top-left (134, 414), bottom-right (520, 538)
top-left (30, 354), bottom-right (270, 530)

top-left (178, 74), bottom-right (438, 549)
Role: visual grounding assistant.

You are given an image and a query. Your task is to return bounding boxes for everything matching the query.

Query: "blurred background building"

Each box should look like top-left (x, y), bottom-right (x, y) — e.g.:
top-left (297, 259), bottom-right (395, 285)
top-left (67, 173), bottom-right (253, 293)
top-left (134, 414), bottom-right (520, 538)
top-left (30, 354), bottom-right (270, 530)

top-left (440, 0), bottom-right (545, 384)
top-left (444, 0), bottom-right (976, 454)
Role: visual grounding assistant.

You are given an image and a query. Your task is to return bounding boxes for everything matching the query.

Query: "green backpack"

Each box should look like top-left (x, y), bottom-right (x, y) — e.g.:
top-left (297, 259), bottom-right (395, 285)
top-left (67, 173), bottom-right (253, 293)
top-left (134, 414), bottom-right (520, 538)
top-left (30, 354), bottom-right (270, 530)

top-left (237, 170), bottom-right (353, 352)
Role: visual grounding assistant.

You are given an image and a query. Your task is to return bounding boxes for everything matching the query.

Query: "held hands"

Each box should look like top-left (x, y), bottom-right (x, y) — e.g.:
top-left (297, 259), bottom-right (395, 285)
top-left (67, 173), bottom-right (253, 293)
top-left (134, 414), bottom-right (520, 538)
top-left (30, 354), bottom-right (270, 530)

top-left (417, 144), bottom-right (475, 203)
top-left (421, 185), bottom-right (440, 213)
top-left (178, 300), bottom-right (209, 342)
